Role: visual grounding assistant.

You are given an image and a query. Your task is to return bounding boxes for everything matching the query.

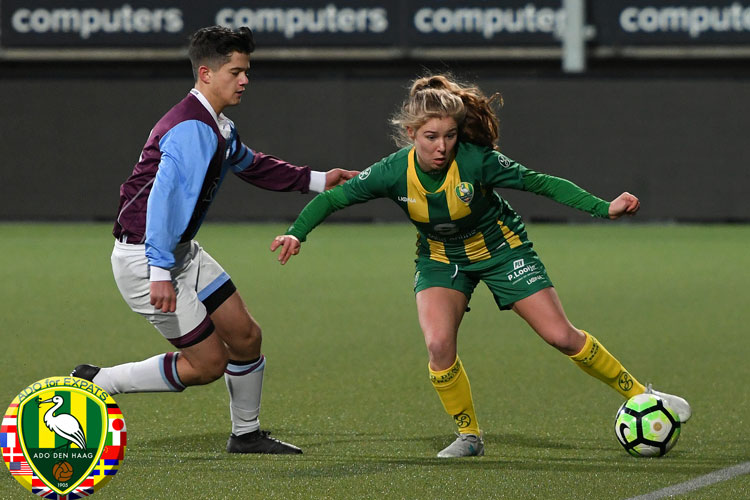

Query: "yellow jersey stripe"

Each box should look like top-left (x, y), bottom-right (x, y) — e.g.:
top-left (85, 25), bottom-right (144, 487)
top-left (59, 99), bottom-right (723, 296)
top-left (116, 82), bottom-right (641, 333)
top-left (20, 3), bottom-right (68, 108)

top-left (427, 239), bottom-right (450, 263)
top-left (463, 232), bottom-right (491, 263)
top-left (443, 158), bottom-right (472, 220)
top-left (406, 149), bottom-right (430, 222)
top-left (407, 150), bottom-right (472, 223)
top-left (498, 221), bottom-right (522, 248)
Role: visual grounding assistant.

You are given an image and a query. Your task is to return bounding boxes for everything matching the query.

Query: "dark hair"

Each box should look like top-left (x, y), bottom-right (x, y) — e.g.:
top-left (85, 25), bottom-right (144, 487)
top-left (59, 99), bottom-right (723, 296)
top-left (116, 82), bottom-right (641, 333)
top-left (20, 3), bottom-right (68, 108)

top-left (188, 26), bottom-right (255, 80)
top-left (391, 74), bottom-right (503, 149)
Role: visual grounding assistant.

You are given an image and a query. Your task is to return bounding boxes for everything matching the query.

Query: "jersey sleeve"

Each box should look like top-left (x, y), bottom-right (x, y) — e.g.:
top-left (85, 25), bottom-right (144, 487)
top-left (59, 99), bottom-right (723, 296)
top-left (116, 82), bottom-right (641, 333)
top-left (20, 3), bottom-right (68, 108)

top-left (521, 169), bottom-right (610, 218)
top-left (285, 186), bottom-right (350, 242)
top-left (482, 148), bottom-right (610, 218)
top-left (231, 130), bottom-right (312, 193)
top-left (340, 162), bottom-right (391, 202)
top-left (481, 149), bottom-right (527, 190)
top-left (145, 120), bottom-right (217, 270)
top-left (285, 161), bottom-right (390, 241)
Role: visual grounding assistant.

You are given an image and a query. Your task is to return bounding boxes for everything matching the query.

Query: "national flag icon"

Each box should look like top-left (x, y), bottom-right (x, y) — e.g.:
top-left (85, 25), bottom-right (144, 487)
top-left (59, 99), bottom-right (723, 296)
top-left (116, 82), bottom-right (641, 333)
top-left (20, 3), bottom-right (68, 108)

top-left (4, 446), bottom-right (25, 463)
top-left (1, 431), bottom-right (15, 448)
top-left (10, 460), bottom-right (33, 475)
top-left (108, 418), bottom-right (126, 446)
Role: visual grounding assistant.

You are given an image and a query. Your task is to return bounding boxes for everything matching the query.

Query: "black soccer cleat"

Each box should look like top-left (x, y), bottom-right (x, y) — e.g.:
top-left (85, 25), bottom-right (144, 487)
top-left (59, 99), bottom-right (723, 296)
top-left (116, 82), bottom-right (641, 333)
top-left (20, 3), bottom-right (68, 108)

top-left (226, 430), bottom-right (302, 454)
top-left (71, 364), bottom-right (101, 381)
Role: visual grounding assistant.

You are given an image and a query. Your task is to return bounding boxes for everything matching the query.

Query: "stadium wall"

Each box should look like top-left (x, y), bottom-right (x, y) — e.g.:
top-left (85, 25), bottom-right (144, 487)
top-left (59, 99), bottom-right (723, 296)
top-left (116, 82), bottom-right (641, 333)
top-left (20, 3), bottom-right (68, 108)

top-left (1, 67), bottom-right (747, 223)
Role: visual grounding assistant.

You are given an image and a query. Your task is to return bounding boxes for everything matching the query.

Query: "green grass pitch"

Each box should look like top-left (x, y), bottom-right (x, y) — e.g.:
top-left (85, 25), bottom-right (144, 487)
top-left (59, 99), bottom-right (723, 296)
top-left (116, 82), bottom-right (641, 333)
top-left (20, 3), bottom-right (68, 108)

top-left (1, 222), bottom-right (748, 499)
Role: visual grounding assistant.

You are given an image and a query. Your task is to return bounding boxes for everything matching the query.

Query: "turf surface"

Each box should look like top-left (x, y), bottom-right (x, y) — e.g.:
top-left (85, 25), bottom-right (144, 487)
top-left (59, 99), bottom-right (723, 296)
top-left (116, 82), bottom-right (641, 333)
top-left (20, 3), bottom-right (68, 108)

top-left (1, 222), bottom-right (748, 499)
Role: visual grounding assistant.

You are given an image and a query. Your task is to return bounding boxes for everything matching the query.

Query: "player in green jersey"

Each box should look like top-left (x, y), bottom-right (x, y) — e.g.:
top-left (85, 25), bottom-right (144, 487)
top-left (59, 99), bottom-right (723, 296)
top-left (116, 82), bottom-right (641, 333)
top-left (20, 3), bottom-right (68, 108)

top-left (271, 74), bottom-right (692, 458)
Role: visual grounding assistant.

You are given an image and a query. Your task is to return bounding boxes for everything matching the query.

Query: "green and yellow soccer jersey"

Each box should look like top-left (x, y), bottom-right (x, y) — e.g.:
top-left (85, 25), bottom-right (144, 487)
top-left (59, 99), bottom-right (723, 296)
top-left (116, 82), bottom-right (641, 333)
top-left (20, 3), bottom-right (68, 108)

top-left (287, 141), bottom-right (610, 265)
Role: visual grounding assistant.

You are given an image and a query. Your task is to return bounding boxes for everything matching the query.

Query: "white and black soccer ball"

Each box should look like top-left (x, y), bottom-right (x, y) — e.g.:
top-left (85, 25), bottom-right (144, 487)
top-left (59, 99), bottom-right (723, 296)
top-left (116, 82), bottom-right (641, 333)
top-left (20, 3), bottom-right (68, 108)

top-left (614, 393), bottom-right (681, 457)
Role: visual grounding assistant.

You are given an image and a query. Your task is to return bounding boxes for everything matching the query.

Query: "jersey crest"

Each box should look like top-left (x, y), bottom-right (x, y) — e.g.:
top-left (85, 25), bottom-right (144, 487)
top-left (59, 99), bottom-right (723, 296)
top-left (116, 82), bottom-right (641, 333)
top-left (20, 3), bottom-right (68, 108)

top-left (455, 182), bottom-right (474, 204)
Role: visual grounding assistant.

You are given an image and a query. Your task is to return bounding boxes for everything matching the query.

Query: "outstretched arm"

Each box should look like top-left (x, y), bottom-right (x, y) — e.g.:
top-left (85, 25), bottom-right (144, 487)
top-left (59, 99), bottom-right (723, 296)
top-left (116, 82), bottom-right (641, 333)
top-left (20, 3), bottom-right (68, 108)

top-left (231, 141), bottom-right (357, 193)
top-left (521, 169), bottom-right (611, 218)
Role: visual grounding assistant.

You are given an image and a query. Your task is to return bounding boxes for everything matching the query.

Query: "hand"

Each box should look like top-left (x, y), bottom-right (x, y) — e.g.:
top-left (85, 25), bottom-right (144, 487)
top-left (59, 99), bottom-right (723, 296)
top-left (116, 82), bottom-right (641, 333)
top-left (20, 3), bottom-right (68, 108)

top-left (150, 280), bottom-right (176, 313)
top-left (324, 168), bottom-right (359, 190)
top-left (270, 235), bottom-right (301, 265)
top-left (608, 192), bottom-right (640, 219)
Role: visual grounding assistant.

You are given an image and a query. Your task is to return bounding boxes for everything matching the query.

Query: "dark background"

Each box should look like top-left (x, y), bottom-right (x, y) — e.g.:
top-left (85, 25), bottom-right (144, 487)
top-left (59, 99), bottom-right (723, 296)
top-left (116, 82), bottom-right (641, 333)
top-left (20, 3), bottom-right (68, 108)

top-left (1, 56), bottom-right (747, 224)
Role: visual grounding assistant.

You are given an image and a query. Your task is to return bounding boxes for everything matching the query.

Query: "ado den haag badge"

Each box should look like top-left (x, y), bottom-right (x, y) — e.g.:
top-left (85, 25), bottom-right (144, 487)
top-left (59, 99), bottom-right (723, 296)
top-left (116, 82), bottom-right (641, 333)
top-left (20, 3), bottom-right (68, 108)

top-left (2, 376), bottom-right (126, 498)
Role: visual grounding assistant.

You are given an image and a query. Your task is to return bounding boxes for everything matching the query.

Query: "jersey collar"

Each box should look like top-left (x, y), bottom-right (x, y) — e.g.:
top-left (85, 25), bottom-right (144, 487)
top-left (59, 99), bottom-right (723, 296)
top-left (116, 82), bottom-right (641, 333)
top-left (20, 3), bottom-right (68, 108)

top-left (190, 88), bottom-right (232, 140)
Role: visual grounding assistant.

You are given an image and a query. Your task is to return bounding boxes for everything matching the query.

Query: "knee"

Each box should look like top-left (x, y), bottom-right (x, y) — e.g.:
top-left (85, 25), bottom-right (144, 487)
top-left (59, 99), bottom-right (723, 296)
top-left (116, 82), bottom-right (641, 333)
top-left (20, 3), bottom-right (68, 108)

top-left (217, 318), bottom-right (262, 353)
top-left (194, 350), bottom-right (229, 383)
top-left (425, 337), bottom-right (456, 370)
top-left (544, 327), bottom-right (585, 356)
top-left (237, 320), bottom-right (262, 351)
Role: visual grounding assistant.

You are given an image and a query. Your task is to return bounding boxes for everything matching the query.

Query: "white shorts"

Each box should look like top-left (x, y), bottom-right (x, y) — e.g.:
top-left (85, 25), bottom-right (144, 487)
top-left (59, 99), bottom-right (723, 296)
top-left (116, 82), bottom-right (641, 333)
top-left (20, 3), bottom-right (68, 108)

top-left (111, 240), bottom-right (234, 347)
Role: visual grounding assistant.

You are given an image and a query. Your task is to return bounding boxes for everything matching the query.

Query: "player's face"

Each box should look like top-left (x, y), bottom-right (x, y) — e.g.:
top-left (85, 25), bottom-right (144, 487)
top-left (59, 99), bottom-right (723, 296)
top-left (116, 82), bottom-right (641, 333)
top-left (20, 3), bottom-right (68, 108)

top-left (409, 116), bottom-right (458, 172)
top-left (204, 51), bottom-right (251, 112)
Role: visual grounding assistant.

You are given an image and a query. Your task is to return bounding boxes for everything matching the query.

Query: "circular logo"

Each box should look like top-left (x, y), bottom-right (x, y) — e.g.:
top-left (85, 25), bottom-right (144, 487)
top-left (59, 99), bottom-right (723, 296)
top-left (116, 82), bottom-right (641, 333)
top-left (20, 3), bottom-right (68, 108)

top-left (618, 372), bottom-right (635, 392)
top-left (358, 167), bottom-right (372, 180)
top-left (454, 412), bottom-right (472, 428)
top-left (497, 154), bottom-right (511, 168)
top-left (2, 377), bottom-right (126, 498)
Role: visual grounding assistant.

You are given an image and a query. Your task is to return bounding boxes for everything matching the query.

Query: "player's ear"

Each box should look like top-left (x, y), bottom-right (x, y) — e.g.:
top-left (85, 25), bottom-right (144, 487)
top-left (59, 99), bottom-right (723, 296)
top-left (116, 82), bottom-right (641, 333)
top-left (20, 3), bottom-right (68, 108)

top-left (406, 126), bottom-right (416, 141)
top-left (198, 65), bottom-right (212, 84)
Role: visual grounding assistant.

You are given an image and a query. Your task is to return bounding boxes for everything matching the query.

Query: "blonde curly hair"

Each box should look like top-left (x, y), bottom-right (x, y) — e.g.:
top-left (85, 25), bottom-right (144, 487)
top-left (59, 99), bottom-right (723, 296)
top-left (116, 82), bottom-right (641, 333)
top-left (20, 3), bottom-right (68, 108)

top-left (391, 74), bottom-right (503, 149)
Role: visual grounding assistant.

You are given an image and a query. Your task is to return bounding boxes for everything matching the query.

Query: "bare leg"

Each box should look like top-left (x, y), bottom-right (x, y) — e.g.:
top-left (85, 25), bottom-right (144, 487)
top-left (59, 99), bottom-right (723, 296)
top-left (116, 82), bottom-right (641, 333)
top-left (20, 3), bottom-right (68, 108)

top-left (511, 287), bottom-right (585, 355)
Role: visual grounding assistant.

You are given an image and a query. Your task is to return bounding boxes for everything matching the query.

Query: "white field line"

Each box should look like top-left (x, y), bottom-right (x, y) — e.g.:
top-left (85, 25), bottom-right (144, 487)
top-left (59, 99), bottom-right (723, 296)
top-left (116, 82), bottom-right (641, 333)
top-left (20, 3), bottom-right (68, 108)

top-left (625, 461), bottom-right (750, 500)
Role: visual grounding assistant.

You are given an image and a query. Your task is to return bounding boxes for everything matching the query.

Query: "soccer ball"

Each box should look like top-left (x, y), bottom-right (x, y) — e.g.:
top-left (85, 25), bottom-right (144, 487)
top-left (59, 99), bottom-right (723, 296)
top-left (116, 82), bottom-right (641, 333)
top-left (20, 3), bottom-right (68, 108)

top-left (614, 393), bottom-right (681, 457)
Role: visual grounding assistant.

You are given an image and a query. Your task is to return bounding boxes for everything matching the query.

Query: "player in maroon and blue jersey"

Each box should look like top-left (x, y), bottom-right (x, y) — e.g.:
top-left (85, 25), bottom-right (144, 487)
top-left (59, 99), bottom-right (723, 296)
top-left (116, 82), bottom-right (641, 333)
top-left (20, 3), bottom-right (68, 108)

top-left (72, 25), bottom-right (356, 454)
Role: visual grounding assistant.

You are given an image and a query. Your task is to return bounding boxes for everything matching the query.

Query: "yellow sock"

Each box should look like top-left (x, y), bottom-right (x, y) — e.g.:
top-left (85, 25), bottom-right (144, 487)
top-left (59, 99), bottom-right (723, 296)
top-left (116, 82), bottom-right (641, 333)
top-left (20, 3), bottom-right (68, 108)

top-left (569, 331), bottom-right (645, 399)
top-left (429, 356), bottom-right (480, 435)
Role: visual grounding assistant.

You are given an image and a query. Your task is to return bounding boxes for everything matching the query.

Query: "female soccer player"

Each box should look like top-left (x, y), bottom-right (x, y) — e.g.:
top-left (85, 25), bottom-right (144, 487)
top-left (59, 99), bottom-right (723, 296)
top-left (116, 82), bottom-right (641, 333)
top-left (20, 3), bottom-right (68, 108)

top-left (270, 74), bottom-right (691, 458)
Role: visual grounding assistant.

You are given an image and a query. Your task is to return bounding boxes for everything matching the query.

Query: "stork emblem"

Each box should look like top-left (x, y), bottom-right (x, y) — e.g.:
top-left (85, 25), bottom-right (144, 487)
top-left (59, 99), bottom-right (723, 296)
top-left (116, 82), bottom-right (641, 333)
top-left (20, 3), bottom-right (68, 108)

top-left (37, 396), bottom-right (87, 451)
top-left (12, 376), bottom-right (121, 497)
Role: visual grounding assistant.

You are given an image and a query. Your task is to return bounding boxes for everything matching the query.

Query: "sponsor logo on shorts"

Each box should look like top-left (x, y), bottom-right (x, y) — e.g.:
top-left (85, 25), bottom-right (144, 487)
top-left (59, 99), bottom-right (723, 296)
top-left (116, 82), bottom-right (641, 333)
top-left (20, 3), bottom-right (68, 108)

top-left (507, 260), bottom-right (539, 283)
top-left (2, 377), bottom-right (126, 498)
top-left (455, 182), bottom-right (474, 204)
top-left (525, 275), bottom-right (546, 285)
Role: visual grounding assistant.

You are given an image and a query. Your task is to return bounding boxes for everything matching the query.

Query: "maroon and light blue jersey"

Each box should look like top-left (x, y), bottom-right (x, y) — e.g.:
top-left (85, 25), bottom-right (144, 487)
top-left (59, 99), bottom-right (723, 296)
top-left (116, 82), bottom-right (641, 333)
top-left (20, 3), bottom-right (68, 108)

top-left (113, 89), bottom-right (312, 270)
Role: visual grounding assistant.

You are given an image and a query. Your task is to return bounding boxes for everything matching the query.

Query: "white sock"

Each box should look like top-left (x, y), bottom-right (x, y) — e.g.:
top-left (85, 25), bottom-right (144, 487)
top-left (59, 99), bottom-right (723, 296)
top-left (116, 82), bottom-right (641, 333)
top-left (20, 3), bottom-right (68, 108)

top-left (224, 355), bottom-right (265, 436)
top-left (93, 352), bottom-right (185, 394)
